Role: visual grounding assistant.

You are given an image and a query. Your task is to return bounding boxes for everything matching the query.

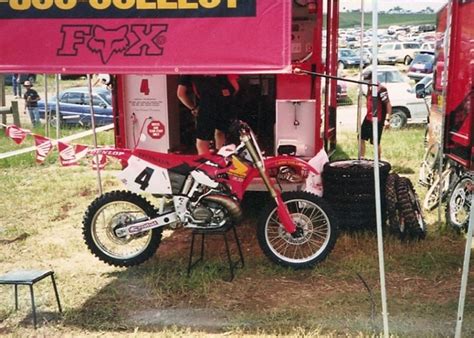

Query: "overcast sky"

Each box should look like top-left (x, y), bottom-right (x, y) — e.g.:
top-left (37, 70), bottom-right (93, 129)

top-left (340, 0), bottom-right (447, 12)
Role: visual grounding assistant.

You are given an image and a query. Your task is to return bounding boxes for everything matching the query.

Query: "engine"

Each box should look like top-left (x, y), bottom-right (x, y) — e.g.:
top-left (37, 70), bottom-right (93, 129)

top-left (187, 194), bottom-right (242, 228)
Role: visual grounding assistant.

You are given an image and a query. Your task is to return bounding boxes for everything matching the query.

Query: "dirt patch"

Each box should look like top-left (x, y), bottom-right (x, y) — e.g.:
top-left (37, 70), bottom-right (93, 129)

top-left (129, 308), bottom-right (230, 329)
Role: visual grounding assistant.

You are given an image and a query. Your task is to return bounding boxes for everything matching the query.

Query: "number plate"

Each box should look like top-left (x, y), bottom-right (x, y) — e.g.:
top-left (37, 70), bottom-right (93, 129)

top-left (117, 155), bottom-right (172, 194)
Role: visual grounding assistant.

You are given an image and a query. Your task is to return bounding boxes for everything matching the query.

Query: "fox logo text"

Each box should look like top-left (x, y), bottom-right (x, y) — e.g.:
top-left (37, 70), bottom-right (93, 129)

top-left (57, 24), bottom-right (168, 64)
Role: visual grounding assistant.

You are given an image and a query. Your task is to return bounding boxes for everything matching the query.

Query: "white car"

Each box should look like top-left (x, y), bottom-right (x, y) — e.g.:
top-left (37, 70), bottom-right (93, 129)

top-left (377, 42), bottom-right (421, 65)
top-left (362, 66), bottom-right (430, 129)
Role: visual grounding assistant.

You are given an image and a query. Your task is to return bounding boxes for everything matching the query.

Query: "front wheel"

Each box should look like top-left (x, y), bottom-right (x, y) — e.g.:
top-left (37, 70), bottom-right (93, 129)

top-left (82, 190), bottom-right (163, 267)
top-left (445, 174), bottom-right (473, 232)
top-left (257, 192), bottom-right (338, 269)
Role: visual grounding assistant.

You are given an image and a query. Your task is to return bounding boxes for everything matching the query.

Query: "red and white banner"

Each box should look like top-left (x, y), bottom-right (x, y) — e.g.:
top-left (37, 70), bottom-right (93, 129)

top-left (58, 141), bottom-right (90, 166)
top-left (0, 1), bottom-right (291, 74)
top-left (92, 154), bottom-right (108, 170)
top-left (3, 124), bottom-right (125, 169)
top-left (34, 135), bottom-right (54, 164)
top-left (6, 125), bottom-right (30, 145)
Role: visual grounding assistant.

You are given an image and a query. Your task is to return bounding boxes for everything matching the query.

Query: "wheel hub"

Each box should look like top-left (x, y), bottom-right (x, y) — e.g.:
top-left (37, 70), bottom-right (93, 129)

top-left (278, 214), bottom-right (312, 245)
top-left (106, 212), bottom-right (136, 244)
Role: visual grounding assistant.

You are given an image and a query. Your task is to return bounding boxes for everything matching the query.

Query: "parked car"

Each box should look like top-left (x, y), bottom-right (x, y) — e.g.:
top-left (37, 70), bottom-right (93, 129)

top-left (38, 87), bottom-right (113, 126)
top-left (357, 48), bottom-right (373, 65)
top-left (60, 74), bottom-right (87, 80)
top-left (420, 42), bottom-right (435, 52)
top-left (407, 51), bottom-right (435, 81)
top-left (336, 80), bottom-right (348, 102)
top-left (377, 42), bottom-right (421, 65)
top-left (362, 65), bottom-right (429, 129)
top-left (338, 48), bottom-right (366, 70)
top-left (3, 73), bottom-right (36, 86)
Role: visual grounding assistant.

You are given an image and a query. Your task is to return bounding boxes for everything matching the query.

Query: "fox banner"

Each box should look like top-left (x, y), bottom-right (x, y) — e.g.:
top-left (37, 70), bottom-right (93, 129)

top-left (0, 0), bottom-right (290, 74)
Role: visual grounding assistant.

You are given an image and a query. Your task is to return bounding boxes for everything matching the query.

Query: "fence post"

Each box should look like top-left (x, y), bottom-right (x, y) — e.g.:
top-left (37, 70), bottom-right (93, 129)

top-left (10, 101), bottom-right (21, 127)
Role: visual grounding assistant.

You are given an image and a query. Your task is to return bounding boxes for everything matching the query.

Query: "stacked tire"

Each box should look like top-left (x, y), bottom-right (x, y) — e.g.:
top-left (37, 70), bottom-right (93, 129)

top-left (322, 159), bottom-right (391, 230)
top-left (385, 173), bottom-right (426, 240)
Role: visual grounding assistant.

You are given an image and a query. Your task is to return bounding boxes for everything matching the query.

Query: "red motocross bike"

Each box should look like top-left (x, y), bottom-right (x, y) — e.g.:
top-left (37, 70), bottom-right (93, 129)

top-left (82, 121), bottom-right (338, 269)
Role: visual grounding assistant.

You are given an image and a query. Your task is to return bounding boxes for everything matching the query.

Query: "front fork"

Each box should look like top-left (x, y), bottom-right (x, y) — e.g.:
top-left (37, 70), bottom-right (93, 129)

top-left (241, 134), bottom-right (296, 234)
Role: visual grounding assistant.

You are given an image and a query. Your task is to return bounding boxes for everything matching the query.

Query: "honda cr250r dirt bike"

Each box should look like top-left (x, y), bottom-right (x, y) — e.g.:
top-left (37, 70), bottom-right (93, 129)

top-left (82, 122), bottom-right (338, 269)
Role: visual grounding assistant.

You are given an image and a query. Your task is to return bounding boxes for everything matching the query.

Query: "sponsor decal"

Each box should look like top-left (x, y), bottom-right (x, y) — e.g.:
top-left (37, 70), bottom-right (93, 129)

top-left (0, 0), bottom-right (256, 19)
top-left (228, 155), bottom-right (249, 178)
top-left (57, 24), bottom-right (168, 64)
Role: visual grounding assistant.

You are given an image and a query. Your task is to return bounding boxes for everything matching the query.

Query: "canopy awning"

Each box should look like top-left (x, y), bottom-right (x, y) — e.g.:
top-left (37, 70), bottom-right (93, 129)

top-left (0, 0), bottom-right (291, 74)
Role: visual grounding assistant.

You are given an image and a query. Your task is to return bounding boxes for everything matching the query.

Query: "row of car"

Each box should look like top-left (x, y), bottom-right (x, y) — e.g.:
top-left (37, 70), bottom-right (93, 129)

top-left (338, 42), bottom-right (435, 83)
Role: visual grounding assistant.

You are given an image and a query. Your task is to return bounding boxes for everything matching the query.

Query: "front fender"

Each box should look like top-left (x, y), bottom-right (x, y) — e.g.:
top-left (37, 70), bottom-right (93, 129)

top-left (263, 156), bottom-right (318, 176)
top-left (240, 156), bottom-right (317, 193)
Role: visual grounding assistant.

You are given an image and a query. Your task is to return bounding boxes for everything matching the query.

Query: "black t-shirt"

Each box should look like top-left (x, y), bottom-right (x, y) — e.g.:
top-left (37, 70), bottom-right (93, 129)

top-left (24, 88), bottom-right (39, 108)
top-left (178, 75), bottom-right (235, 101)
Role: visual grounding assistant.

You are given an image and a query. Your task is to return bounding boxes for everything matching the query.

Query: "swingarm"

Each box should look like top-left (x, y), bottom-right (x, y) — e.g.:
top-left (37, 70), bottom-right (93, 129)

top-left (114, 211), bottom-right (178, 237)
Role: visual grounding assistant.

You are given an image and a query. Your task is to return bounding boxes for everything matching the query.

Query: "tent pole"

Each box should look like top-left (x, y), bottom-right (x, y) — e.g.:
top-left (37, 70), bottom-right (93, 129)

top-left (455, 191), bottom-right (474, 337)
top-left (357, 0), bottom-right (365, 159)
top-left (371, 0), bottom-right (389, 336)
top-left (87, 74), bottom-right (103, 195)
top-left (55, 74), bottom-right (60, 140)
top-left (44, 74), bottom-right (49, 137)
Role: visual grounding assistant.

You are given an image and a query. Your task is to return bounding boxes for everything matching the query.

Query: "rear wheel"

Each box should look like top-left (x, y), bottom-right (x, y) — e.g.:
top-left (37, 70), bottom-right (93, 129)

top-left (83, 190), bottom-right (163, 267)
top-left (257, 192), bottom-right (338, 269)
top-left (404, 55), bottom-right (412, 65)
top-left (423, 168), bottom-right (452, 211)
top-left (48, 111), bottom-right (61, 127)
top-left (338, 61), bottom-right (345, 71)
top-left (389, 110), bottom-right (408, 129)
top-left (419, 142), bottom-right (440, 187)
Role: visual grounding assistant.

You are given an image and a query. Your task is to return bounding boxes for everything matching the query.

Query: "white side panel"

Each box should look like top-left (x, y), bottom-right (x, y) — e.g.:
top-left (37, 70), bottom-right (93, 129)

top-left (117, 155), bottom-right (172, 195)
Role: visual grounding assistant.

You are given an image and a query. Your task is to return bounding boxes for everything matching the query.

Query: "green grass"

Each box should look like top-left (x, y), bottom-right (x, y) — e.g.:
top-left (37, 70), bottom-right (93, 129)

top-left (1, 126), bottom-right (473, 336)
top-left (337, 12), bottom-right (436, 29)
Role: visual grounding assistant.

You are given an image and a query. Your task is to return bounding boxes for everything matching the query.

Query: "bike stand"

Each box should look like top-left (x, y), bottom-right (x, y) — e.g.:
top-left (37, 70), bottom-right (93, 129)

top-left (187, 223), bottom-right (244, 282)
top-left (0, 269), bottom-right (62, 329)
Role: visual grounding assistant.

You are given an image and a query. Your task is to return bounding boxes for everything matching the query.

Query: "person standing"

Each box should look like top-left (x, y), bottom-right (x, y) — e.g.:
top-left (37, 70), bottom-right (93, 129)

top-left (12, 74), bottom-right (21, 98)
top-left (23, 80), bottom-right (41, 127)
top-left (93, 74), bottom-right (112, 90)
top-left (360, 76), bottom-right (392, 158)
top-left (177, 75), bottom-right (239, 155)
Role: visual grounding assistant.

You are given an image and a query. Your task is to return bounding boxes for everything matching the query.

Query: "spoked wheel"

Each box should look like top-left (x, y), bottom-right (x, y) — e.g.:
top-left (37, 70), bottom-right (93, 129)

top-left (446, 174), bottom-right (473, 232)
top-left (423, 168), bottom-right (453, 211)
top-left (419, 143), bottom-right (440, 187)
top-left (82, 190), bottom-right (163, 267)
top-left (257, 192), bottom-right (338, 269)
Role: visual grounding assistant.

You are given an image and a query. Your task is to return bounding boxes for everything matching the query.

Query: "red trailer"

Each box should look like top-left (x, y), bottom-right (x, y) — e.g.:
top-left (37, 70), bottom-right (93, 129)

top-left (420, 0), bottom-right (474, 230)
top-left (425, 0), bottom-right (474, 168)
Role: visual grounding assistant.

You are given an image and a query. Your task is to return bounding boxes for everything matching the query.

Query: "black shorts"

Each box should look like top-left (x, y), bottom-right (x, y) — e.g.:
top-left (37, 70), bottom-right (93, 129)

top-left (361, 119), bottom-right (384, 144)
top-left (195, 97), bottom-right (235, 141)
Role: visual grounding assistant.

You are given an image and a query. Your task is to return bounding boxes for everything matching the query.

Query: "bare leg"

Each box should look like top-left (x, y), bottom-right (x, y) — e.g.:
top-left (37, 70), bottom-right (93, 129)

top-left (196, 139), bottom-right (211, 155)
top-left (360, 140), bottom-right (366, 158)
top-left (215, 129), bottom-right (226, 150)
